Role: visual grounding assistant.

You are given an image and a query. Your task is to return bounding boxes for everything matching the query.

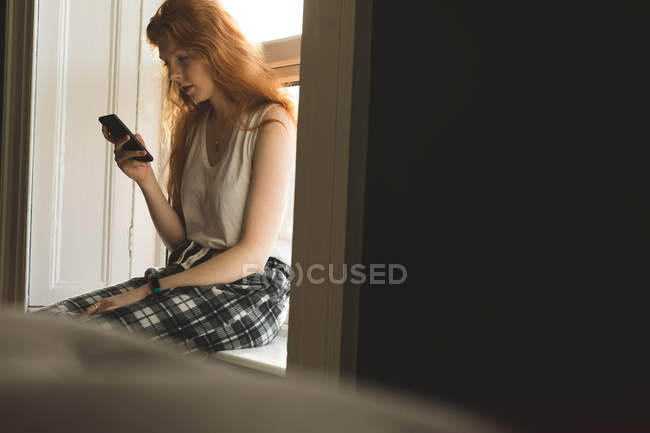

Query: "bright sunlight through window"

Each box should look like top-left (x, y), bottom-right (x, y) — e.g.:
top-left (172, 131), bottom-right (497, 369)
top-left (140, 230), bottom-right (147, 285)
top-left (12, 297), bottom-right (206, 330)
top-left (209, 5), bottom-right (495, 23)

top-left (219, 0), bottom-right (303, 44)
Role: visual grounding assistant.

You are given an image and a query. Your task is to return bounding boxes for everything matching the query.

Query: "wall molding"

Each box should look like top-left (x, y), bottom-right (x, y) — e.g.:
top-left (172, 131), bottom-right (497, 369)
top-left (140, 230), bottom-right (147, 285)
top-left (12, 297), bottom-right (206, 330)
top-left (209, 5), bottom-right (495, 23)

top-left (0, 0), bottom-right (36, 310)
top-left (104, 0), bottom-right (122, 284)
top-left (51, 0), bottom-right (70, 289)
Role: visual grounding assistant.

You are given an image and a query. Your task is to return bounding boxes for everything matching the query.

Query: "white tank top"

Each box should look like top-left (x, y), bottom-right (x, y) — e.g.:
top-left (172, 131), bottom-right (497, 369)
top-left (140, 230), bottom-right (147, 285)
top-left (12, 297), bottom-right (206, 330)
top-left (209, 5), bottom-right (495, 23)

top-left (180, 102), bottom-right (295, 266)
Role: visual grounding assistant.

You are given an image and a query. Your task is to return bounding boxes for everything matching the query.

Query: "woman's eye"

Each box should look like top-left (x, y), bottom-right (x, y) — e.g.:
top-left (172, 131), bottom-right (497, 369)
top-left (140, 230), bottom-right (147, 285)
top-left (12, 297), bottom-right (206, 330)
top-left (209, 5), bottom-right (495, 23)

top-left (178, 56), bottom-right (188, 62)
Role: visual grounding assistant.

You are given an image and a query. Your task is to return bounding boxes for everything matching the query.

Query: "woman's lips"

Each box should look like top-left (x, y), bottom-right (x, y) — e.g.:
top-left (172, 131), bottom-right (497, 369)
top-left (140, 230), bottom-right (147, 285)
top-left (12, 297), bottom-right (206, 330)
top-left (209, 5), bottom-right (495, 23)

top-left (182, 85), bottom-right (193, 93)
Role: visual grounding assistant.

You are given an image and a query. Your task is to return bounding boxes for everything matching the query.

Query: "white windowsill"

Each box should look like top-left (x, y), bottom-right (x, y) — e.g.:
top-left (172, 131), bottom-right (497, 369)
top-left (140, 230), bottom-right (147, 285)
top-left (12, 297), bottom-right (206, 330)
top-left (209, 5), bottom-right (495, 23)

top-left (26, 307), bottom-right (289, 377)
top-left (209, 323), bottom-right (288, 377)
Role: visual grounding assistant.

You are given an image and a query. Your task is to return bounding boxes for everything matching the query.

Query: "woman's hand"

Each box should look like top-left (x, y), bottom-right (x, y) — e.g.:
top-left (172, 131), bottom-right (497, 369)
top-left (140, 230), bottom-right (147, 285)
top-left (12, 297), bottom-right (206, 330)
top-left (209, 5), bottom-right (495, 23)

top-left (81, 283), bottom-right (151, 317)
top-left (101, 125), bottom-right (154, 185)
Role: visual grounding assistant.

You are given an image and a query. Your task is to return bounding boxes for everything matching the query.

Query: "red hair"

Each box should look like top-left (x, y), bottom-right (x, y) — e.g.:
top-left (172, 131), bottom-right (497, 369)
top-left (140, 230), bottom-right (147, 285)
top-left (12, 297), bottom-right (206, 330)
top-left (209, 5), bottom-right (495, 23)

top-left (145, 0), bottom-right (298, 217)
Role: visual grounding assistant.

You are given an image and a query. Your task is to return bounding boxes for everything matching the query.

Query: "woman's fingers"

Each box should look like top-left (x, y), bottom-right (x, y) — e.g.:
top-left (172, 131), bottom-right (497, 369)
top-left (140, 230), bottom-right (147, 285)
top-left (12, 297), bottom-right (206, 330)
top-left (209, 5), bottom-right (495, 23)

top-left (112, 136), bottom-right (131, 159)
top-left (102, 126), bottom-right (121, 143)
top-left (102, 126), bottom-right (115, 143)
top-left (102, 124), bottom-right (129, 147)
top-left (134, 133), bottom-right (147, 151)
top-left (82, 301), bottom-right (101, 316)
top-left (116, 150), bottom-right (147, 165)
top-left (115, 134), bottom-right (130, 151)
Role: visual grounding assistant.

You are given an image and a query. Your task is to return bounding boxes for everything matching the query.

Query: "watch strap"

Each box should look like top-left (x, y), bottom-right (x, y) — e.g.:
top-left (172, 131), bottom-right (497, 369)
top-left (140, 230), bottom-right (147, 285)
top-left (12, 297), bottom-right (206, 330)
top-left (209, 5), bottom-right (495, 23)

top-left (148, 273), bottom-right (162, 294)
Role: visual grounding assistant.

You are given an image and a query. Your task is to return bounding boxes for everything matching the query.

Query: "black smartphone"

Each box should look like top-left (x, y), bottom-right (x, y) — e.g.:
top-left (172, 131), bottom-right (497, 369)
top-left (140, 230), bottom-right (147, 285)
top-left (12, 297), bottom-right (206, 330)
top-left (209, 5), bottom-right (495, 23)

top-left (98, 114), bottom-right (154, 162)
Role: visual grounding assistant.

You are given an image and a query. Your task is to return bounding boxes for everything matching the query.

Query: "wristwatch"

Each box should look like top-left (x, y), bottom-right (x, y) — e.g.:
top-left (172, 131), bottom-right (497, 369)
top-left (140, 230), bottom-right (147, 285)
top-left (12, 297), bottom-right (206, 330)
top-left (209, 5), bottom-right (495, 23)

top-left (148, 272), bottom-right (162, 295)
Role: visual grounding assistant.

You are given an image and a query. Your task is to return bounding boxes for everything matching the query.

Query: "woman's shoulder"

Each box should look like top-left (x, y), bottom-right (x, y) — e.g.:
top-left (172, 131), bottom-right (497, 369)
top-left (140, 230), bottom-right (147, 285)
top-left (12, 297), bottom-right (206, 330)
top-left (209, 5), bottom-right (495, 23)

top-left (258, 103), bottom-right (296, 136)
top-left (259, 101), bottom-right (288, 117)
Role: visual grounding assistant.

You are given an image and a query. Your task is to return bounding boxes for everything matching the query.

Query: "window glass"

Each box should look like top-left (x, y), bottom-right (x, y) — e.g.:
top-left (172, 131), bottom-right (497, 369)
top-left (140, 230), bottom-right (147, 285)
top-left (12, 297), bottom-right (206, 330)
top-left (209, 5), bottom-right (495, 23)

top-left (285, 84), bottom-right (300, 107)
top-left (220, 0), bottom-right (303, 44)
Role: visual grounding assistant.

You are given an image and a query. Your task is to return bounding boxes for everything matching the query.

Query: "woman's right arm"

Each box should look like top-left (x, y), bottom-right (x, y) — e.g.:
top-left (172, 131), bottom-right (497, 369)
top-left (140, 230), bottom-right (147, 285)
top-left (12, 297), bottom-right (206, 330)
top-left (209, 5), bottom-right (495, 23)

top-left (138, 175), bottom-right (187, 252)
top-left (101, 126), bottom-right (186, 252)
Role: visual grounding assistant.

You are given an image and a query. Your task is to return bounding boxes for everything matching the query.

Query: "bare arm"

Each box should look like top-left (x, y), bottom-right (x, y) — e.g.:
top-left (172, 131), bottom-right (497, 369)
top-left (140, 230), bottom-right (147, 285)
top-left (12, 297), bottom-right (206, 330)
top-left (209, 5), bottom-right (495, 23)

top-left (138, 173), bottom-right (186, 252)
top-left (146, 105), bottom-right (296, 293)
top-left (101, 127), bottom-right (186, 252)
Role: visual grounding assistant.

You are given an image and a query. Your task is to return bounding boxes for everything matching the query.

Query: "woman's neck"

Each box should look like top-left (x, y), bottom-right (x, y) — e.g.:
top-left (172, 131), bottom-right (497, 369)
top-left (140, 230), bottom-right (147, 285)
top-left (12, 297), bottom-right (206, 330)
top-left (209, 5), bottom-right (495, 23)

top-left (208, 104), bottom-right (233, 128)
top-left (208, 91), bottom-right (235, 123)
top-left (208, 104), bottom-right (233, 129)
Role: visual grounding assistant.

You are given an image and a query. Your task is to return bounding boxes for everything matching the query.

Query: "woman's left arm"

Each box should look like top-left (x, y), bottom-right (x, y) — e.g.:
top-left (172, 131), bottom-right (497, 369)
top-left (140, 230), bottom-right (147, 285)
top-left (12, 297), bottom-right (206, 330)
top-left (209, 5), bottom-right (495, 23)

top-left (156, 105), bottom-right (297, 291)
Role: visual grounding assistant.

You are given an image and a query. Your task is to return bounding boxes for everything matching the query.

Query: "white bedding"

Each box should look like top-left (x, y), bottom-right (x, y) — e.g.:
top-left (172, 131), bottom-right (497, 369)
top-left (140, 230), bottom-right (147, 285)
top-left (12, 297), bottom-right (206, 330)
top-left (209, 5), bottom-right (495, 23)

top-left (0, 308), bottom-right (512, 433)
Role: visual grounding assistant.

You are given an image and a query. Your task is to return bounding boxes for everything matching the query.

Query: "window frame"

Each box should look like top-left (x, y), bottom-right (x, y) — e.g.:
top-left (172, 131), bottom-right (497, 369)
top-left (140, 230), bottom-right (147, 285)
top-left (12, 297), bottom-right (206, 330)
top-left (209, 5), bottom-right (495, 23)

top-left (281, 0), bottom-right (369, 389)
top-left (5, 0), bottom-right (370, 390)
top-left (261, 35), bottom-right (301, 331)
top-left (262, 35), bottom-right (301, 85)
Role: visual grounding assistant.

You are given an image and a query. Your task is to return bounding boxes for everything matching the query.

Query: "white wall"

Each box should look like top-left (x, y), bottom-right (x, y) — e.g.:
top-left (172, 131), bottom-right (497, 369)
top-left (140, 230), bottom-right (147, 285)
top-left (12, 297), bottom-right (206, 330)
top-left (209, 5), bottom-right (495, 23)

top-left (29, 0), bottom-right (165, 306)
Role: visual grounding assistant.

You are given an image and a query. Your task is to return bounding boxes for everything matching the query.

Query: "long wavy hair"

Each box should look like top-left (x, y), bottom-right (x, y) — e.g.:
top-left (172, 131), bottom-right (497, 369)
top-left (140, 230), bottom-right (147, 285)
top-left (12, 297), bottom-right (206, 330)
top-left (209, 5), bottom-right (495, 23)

top-left (145, 0), bottom-right (298, 218)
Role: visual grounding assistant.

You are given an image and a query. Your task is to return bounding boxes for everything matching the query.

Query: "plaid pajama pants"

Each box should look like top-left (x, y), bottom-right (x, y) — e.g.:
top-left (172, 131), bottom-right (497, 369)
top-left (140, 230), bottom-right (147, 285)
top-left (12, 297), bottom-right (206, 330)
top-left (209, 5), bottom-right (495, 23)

top-left (29, 239), bottom-right (290, 360)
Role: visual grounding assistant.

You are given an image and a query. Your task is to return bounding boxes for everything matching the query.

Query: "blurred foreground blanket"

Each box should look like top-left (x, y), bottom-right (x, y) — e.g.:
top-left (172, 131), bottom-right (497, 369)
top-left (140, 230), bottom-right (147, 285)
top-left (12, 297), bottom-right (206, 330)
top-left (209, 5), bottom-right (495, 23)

top-left (0, 308), bottom-right (513, 433)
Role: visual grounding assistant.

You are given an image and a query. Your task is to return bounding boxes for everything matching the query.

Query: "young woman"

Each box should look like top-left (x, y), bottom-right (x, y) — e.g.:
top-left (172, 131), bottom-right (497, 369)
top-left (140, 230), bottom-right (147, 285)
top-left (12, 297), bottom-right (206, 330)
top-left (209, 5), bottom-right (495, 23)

top-left (31, 0), bottom-right (297, 359)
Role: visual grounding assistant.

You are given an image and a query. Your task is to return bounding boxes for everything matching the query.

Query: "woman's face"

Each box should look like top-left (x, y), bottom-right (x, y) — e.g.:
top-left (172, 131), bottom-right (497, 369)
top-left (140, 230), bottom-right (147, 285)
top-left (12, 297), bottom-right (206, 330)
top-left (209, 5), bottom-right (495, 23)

top-left (158, 38), bottom-right (215, 103)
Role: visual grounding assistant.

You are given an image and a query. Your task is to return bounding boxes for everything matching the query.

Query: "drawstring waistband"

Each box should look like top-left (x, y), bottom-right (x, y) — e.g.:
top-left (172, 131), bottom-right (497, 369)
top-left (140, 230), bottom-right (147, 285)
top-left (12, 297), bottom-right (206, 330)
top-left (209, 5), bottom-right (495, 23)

top-left (167, 239), bottom-right (291, 279)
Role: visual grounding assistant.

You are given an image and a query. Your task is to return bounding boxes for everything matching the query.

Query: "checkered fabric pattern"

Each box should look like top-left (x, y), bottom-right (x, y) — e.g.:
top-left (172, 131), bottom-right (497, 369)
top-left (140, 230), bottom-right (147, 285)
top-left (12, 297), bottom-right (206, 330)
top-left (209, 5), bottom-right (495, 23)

top-left (29, 240), bottom-right (290, 360)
